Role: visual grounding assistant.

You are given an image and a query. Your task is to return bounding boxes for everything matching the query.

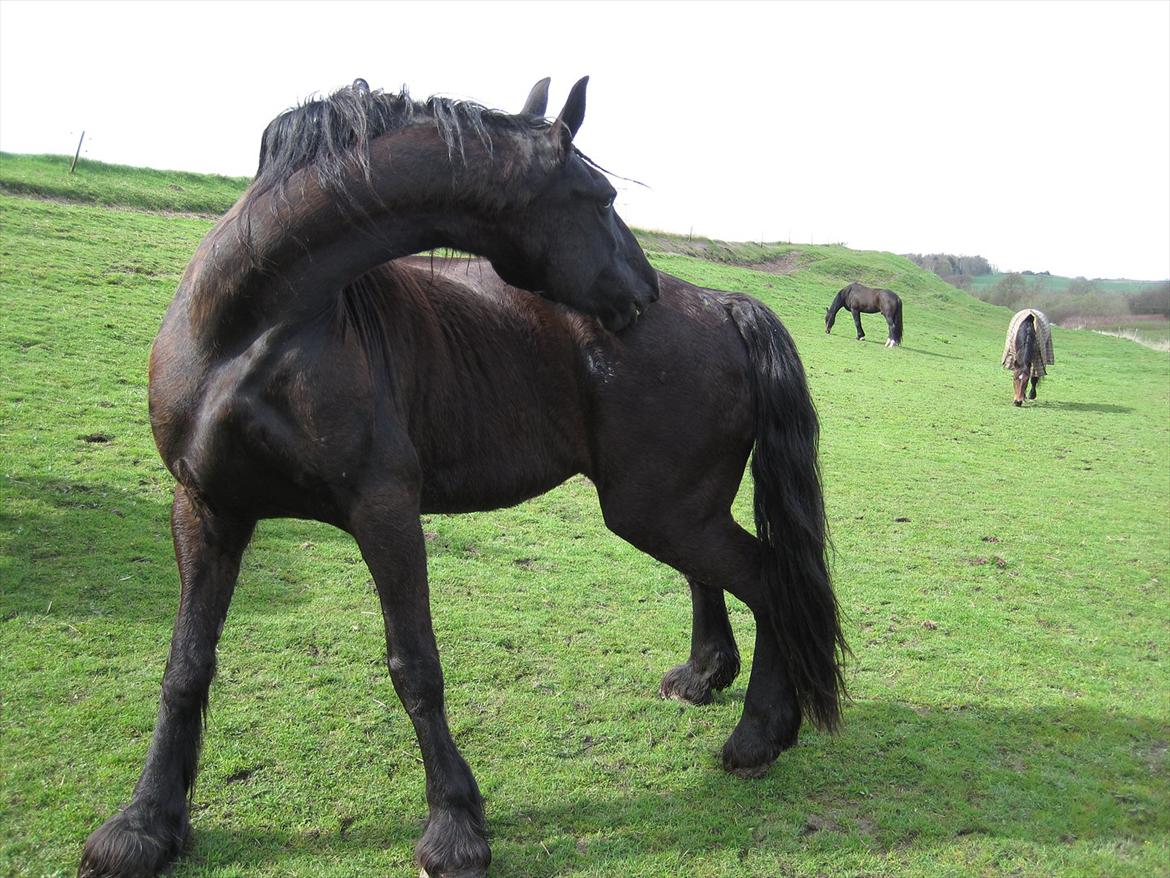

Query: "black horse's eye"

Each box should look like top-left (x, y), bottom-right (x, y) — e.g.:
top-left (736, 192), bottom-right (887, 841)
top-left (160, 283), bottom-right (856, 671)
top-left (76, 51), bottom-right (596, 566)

top-left (599, 197), bottom-right (613, 211)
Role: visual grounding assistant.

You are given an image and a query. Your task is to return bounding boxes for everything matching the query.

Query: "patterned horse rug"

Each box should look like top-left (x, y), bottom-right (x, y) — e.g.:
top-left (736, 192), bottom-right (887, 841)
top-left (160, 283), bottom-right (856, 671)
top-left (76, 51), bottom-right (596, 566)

top-left (1003, 308), bottom-right (1055, 378)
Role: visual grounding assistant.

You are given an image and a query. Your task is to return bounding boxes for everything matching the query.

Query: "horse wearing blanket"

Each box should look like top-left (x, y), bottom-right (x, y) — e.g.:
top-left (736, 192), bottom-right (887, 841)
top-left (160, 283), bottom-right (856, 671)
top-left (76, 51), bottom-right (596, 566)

top-left (1002, 308), bottom-right (1054, 405)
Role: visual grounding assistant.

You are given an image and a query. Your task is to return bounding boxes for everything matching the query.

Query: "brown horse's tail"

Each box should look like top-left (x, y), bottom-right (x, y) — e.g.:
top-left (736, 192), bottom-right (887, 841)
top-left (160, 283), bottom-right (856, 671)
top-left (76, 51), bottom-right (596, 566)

top-left (727, 296), bottom-right (847, 732)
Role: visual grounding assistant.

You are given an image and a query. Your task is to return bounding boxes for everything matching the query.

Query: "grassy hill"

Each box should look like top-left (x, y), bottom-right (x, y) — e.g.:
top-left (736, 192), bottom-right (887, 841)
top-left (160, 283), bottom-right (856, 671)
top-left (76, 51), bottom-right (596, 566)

top-left (1, 155), bottom-right (1167, 878)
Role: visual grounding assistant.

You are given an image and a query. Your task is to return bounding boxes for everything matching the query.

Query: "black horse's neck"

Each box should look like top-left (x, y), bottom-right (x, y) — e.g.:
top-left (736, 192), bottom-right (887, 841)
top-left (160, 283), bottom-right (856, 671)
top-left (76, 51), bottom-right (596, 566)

top-left (180, 113), bottom-right (557, 348)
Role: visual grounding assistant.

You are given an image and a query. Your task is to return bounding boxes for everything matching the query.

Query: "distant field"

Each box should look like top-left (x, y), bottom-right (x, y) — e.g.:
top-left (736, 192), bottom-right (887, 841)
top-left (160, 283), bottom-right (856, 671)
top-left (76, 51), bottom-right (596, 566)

top-left (2, 157), bottom-right (1167, 878)
top-left (966, 273), bottom-right (1158, 296)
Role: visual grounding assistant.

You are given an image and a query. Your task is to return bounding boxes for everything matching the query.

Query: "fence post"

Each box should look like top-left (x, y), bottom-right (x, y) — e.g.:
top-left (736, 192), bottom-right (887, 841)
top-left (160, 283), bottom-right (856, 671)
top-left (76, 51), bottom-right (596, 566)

top-left (69, 131), bottom-right (85, 174)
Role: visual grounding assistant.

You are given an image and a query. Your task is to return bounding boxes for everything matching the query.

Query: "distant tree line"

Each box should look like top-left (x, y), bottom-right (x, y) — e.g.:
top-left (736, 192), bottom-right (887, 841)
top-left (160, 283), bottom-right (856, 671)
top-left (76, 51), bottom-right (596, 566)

top-left (903, 252), bottom-right (993, 290)
top-left (906, 251), bottom-right (1169, 324)
top-left (981, 275), bottom-right (1170, 323)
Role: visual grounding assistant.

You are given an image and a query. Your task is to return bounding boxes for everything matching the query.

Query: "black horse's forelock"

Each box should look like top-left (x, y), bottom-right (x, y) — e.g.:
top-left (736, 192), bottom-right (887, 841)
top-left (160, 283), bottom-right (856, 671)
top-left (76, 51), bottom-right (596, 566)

top-left (249, 78), bottom-right (548, 213)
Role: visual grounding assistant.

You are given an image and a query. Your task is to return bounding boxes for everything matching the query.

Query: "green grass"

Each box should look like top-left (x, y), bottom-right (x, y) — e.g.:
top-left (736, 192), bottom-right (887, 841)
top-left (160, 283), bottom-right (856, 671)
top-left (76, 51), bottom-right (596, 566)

top-left (1, 159), bottom-right (1168, 878)
top-left (0, 152), bottom-right (249, 214)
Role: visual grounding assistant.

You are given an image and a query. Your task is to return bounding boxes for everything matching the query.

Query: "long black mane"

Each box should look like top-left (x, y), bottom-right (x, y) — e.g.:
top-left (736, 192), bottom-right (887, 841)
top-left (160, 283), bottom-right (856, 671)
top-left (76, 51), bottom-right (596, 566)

top-left (826, 286), bottom-right (849, 315)
top-left (1015, 314), bottom-right (1036, 373)
top-left (250, 79), bottom-right (547, 213)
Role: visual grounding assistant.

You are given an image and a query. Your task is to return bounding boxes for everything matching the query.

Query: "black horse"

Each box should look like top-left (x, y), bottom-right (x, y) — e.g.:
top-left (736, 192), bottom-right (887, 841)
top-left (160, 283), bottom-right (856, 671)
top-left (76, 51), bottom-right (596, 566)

top-left (824, 282), bottom-right (903, 347)
top-left (79, 76), bottom-right (658, 878)
top-left (79, 78), bottom-right (844, 878)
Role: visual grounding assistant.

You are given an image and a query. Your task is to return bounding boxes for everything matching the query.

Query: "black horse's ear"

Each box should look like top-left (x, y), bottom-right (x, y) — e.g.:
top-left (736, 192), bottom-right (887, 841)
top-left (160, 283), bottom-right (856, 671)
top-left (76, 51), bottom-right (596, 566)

top-left (519, 77), bottom-right (551, 117)
top-left (552, 76), bottom-right (589, 140)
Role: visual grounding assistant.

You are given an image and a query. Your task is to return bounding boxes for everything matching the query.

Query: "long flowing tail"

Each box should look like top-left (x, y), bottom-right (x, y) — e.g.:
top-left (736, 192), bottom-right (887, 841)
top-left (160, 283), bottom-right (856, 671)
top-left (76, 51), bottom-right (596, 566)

top-left (1017, 314), bottom-right (1036, 375)
top-left (891, 296), bottom-right (904, 345)
top-left (727, 296), bottom-right (847, 731)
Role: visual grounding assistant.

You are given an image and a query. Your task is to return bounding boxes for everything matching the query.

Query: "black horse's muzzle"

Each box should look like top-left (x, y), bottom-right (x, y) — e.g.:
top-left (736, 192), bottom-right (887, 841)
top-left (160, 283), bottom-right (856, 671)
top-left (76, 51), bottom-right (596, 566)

top-left (600, 269), bottom-right (658, 332)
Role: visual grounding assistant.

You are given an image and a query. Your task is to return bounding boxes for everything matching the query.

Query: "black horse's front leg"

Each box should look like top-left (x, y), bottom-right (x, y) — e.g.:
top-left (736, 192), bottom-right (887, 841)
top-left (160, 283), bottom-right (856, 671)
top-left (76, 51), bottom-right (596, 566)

top-left (660, 577), bottom-right (740, 705)
top-left (80, 487), bottom-right (255, 878)
top-left (1029, 376), bottom-right (1040, 399)
top-left (852, 309), bottom-right (865, 340)
top-left (350, 485), bottom-right (489, 878)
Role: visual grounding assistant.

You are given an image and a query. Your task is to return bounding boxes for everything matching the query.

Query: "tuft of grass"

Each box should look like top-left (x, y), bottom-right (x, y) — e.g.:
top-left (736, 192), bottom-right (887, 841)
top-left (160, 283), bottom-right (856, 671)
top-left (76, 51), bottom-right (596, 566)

top-left (1, 161), bottom-right (1168, 878)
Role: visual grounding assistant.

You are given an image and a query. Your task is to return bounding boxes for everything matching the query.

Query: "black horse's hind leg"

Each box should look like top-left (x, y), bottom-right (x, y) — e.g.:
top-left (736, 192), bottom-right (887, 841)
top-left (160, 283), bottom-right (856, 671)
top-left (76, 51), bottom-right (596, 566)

top-left (659, 577), bottom-right (740, 705)
top-left (80, 487), bottom-right (255, 878)
top-left (884, 311), bottom-right (899, 347)
top-left (1029, 376), bottom-right (1040, 400)
top-left (852, 309), bottom-right (865, 340)
top-left (350, 486), bottom-right (489, 878)
top-left (602, 498), bottom-right (800, 778)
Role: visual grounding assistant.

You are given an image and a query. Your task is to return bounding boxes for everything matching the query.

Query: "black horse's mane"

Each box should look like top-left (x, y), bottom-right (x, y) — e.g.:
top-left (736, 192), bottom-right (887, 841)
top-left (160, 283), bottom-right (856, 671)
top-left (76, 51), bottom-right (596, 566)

top-left (249, 79), bottom-right (547, 212)
top-left (826, 285), bottom-right (849, 313)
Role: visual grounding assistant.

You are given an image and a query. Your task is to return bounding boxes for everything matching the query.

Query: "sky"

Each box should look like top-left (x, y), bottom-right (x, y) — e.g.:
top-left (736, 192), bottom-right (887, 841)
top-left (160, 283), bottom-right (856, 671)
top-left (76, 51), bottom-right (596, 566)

top-left (1, 0), bottom-right (1168, 280)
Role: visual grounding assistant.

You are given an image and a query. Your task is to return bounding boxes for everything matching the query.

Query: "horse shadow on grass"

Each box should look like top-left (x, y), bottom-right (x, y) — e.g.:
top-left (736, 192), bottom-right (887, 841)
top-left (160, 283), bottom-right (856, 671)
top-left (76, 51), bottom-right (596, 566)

top-left (154, 699), bottom-right (1165, 877)
top-left (1040, 400), bottom-right (1134, 414)
top-left (895, 344), bottom-right (964, 360)
top-left (1, 474), bottom-right (352, 623)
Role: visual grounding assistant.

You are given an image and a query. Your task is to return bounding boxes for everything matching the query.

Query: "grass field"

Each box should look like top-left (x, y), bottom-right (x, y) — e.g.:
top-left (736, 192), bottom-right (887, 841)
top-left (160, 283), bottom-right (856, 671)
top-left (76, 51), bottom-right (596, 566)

top-left (2, 156), bottom-right (1168, 878)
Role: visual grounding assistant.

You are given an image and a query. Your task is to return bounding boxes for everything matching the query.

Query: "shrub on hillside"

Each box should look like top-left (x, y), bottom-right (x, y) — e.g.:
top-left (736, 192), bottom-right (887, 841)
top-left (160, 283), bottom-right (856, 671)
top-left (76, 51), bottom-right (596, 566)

top-left (1128, 282), bottom-right (1170, 318)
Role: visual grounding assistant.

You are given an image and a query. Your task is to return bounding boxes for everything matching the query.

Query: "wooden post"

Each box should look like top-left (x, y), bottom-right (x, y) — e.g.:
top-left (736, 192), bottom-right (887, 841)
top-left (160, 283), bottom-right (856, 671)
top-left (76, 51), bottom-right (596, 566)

top-left (69, 131), bottom-right (85, 174)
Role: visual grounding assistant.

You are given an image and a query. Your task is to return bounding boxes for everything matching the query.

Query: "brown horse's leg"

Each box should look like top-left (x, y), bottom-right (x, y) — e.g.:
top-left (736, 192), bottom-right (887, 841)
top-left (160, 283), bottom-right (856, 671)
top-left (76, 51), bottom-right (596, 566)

top-left (851, 309), bottom-right (865, 340)
top-left (80, 486), bottom-right (255, 878)
top-left (349, 487), bottom-right (489, 878)
top-left (1029, 376), bottom-right (1040, 400)
top-left (659, 577), bottom-right (740, 705)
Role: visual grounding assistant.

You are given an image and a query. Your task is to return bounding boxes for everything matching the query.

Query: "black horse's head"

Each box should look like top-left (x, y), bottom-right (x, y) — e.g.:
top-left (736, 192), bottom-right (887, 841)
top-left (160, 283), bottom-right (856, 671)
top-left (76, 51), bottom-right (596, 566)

top-left (824, 306), bottom-right (836, 333)
top-left (487, 77), bottom-right (658, 332)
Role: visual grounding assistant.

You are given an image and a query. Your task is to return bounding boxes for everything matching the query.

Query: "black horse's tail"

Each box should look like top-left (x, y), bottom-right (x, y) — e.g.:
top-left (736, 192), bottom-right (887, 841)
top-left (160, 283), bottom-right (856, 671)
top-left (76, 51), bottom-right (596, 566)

top-left (891, 295), bottom-right (904, 345)
top-left (727, 296), bottom-right (847, 732)
top-left (1016, 314), bottom-right (1036, 375)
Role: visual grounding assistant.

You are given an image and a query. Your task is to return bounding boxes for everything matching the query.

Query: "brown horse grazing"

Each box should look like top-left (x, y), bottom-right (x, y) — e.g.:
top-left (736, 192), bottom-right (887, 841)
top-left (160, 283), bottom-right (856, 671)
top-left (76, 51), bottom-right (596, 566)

top-left (824, 282), bottom-right (903, 347)
top-left (1003, 308), bottom-right (1054, 405)
top-left (78, 77), bottom-right (659, 878)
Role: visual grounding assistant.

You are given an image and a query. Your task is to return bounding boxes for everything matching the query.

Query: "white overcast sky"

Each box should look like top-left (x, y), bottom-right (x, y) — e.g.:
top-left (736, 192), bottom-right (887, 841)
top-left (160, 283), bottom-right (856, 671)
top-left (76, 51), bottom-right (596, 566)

top-left (2, 0), bottom-right (1167, 280)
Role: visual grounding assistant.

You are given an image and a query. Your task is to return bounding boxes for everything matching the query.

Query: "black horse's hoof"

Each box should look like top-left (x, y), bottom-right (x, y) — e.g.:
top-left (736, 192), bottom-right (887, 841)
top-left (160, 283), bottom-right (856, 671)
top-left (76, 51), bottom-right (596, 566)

top-left (659, 649), bottom-right (740, 705)
top-left (78, 802), bottom-right (189, 878)
top-left (721, 731), bottom-right (780, 779)
top-left (416, 806), bottom-right (490, 878)
top-left (721, 710), bottom-right (800, 779)
top-left (1013, 400), bottom-right (1023, 407)
top-left (659, 663), bottom-right (714, 705)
